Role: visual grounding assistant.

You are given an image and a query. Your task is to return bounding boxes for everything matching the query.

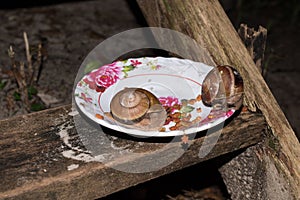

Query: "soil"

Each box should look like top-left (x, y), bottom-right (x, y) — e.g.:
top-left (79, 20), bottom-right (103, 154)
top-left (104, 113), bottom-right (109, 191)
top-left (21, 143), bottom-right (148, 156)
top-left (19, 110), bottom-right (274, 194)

top-left (0, 0), bottom-right (143, 119)
top-left (0, 0), bottom-right (299, 199)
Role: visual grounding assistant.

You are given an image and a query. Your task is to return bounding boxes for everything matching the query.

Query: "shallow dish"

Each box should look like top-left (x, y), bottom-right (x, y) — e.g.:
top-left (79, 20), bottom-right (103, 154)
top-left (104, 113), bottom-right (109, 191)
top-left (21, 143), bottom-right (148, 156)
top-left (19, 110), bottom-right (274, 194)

top-left (74, 57), bottom-right (235, 137)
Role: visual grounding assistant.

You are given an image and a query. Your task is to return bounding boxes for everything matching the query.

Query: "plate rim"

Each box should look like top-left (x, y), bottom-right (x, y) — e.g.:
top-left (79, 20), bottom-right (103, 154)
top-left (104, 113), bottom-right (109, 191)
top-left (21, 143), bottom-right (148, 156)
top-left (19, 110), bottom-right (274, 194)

top-left (74, 56), bottom-right (235, 137)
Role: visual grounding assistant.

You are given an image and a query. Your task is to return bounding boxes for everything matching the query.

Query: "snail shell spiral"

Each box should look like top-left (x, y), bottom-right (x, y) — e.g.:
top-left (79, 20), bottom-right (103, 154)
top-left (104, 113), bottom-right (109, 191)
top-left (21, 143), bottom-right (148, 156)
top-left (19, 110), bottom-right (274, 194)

top-left (110, 88), bottom-right (167, 130)
top-left (201, 65), bottom-right (244, 109)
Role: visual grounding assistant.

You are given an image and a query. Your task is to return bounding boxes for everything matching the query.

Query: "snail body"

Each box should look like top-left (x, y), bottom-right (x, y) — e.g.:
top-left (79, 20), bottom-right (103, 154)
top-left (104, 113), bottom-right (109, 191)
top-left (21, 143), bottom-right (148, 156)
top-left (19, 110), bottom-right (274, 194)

top-left (201, 65), bottom-right (244, 110)
top-left (110, 88), bottom-right (167, 130)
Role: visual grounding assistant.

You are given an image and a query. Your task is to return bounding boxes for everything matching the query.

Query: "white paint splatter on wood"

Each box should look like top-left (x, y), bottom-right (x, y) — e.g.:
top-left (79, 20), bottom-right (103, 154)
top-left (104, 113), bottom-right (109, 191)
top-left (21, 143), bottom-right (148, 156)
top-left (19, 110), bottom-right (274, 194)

top-left (67, 164), bottom-right (79, 171)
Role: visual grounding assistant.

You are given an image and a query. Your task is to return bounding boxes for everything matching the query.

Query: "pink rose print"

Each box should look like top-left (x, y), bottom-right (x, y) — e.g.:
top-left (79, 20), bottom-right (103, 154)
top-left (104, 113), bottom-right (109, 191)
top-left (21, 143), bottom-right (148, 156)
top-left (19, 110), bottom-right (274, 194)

top-left (226, 109), bottom-right (234, 117)
top-left (83, 62), bottom-right (121, 92)
top-left (159, 96), bottom-right (181, 115)
top-left (95, 75), bottom-right (116, 88)
top-left (159, 96), bottom-right (180, 107)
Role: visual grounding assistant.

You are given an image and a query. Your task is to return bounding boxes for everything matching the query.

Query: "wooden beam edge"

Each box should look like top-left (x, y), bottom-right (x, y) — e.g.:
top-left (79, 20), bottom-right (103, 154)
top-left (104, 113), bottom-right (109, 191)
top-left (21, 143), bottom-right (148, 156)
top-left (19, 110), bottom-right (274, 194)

top-left (136, 0), bottom-right (300, 197)
top-left (0, 104), bottom-right (265, 199)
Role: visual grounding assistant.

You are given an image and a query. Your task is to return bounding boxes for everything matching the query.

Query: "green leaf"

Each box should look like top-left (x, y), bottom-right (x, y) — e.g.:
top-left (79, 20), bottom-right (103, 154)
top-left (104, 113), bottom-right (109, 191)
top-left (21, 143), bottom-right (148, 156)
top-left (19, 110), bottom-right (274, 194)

top-left (28, 86), bottom-right (38, 95)
top-left (180, 105), bottom-right (195, 113)
top-left (31, 103), bottom-right (45, 111)
top-left (151, 65), bottom-right (157, 70)
top-left (123, 65), bottom-right (134, 72)
top-left (13, 91), bottom-right (21, 101)
top-left (0, 80), bottom-right (6, 90)
top-left (27, 86), bottom-right (38, 100)
top-left (84, 61), bottom-right (100, 74)
top-left (122, 70), bottom-right (128, 78)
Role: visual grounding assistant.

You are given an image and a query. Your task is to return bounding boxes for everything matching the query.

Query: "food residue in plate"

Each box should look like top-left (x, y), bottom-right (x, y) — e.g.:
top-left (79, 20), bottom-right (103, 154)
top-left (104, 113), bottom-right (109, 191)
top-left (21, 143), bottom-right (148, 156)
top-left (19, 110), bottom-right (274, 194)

top-left (159, 94), bottom-right (203, 131)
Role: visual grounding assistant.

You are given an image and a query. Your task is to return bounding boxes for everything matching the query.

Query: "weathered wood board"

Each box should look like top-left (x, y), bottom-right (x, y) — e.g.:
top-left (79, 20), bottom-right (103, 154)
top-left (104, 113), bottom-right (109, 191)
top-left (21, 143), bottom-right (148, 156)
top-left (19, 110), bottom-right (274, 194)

top-left (0, 105), bottom-right (265, 199)
top-left (136, 0), bottom-right (300, 198)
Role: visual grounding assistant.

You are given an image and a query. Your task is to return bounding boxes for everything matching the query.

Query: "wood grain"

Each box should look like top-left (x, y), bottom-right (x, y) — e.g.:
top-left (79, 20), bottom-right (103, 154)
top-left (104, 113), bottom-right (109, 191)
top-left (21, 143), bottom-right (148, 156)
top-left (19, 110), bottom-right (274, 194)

top-left (0, 105), bottom-right (265, 199)
top-left (238, 24), bottom-right (267, 74)
top-left (136, 0), bottom-right (300, 198)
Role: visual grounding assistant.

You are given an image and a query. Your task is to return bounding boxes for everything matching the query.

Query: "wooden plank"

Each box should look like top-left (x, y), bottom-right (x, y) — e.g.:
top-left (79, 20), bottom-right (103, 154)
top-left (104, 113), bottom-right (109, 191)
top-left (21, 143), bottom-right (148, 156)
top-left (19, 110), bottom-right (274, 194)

top-left (136, 0), bottom-right (300, 198)
top-left (238, 24), bottom-right (267, 74)
top-left (217, 24), bottom-right (290, 200)
top-left (0, 105), bottom-right (265, 199)
top-left (220, 142), bottom-right (296, 200)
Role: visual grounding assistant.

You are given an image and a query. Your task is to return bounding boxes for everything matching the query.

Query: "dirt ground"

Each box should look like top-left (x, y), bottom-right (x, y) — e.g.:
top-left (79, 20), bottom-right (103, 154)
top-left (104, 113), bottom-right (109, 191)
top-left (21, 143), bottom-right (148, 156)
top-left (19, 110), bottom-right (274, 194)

top-left (0, 0), bottom-right (141, 108)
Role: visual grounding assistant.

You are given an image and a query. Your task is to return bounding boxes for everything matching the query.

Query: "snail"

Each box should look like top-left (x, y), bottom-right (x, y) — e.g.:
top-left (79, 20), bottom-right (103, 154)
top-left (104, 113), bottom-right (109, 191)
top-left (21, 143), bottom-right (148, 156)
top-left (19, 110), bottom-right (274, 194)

top-left (110, 88), bottom-right (167, 131)
top-left (201, 65), bottom-right (244, 110)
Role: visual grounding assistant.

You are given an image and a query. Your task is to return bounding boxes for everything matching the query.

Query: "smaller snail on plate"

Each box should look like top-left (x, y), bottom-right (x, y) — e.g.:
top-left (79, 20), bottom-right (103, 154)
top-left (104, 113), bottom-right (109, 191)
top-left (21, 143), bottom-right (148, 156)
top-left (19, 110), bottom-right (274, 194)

top-left (109, 88), bottom-right (167, 131)
top-left (201, 65), bottom-right (244, 110)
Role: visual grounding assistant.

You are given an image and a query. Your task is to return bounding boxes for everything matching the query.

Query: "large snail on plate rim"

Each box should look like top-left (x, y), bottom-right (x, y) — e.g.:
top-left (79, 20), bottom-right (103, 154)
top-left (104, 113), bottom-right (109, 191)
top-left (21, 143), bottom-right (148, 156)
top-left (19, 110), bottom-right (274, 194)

top-left (201, 65), bottom-right (244, 110)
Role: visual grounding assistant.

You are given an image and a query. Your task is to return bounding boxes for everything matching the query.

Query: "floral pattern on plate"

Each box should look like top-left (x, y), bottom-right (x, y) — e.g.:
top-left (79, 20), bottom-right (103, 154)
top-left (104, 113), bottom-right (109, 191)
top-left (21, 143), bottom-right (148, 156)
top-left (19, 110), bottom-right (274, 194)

top-left (74, 57), bottom-right (235, 137)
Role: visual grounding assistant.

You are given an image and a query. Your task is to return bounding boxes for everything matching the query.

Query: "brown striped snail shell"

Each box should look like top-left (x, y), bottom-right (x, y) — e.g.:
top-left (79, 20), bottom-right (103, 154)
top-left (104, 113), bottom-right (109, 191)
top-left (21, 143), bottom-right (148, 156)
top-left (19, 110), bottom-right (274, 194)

top-left (110, 88), bottom-right (167, 130)
top-left (201, 65), bottom-right (244, 109)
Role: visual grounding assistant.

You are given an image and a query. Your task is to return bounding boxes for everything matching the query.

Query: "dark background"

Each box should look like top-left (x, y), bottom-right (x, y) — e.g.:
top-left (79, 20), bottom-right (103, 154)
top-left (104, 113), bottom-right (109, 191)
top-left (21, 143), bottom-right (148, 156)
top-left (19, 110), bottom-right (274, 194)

top-left (223, 0), bottom-right (300, 139)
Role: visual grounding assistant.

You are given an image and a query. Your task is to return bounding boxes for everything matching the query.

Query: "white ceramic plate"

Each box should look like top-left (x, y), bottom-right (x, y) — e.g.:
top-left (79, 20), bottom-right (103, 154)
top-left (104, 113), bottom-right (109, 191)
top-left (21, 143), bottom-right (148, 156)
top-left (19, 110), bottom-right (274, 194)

top-left (74, 57), bottom-right (235, 137)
